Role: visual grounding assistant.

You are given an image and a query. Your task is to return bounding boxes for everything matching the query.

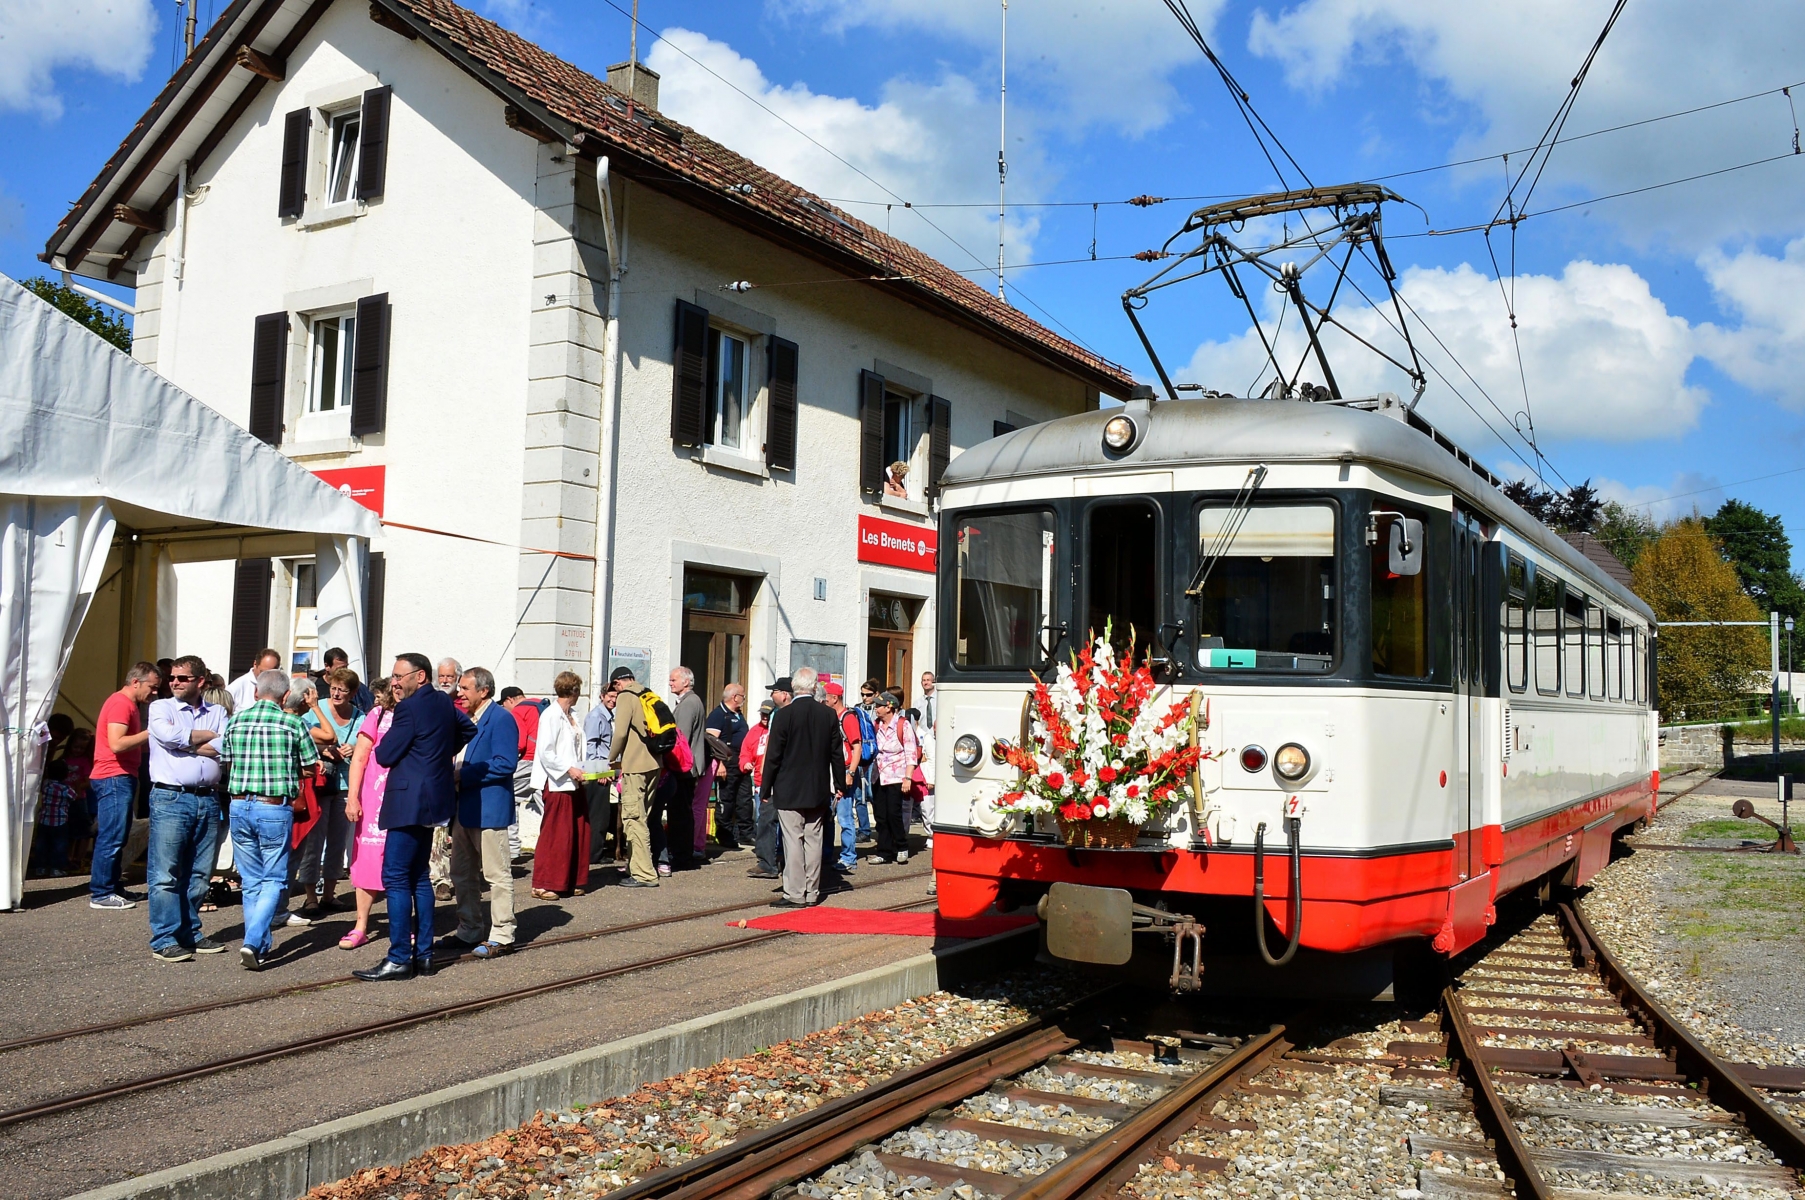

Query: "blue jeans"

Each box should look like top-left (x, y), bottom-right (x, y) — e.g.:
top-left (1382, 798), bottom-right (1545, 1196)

top-left (383, 824), bottom-right (436, 967)
top-left (88, 774), bottom-right (137, 900)
top-left (230, 799), bottom-right (294, 955)
top-left (855, 768), bottom-right (874, 840)
top-left (834, 790), bottom-right (860, 868)
top-left (754, 789), bottom-right (782, 874)
top-left (147, 787), bottom-right (221, 951)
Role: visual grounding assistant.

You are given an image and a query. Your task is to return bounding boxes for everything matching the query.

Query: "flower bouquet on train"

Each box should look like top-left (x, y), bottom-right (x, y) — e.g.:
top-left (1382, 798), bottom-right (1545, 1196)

top-left (990, 622), bottom-right (1209, 849)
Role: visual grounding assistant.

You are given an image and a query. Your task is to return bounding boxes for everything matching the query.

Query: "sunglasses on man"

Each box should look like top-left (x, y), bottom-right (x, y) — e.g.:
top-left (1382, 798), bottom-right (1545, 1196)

top-left (168, 674), bottom-right (199, 683)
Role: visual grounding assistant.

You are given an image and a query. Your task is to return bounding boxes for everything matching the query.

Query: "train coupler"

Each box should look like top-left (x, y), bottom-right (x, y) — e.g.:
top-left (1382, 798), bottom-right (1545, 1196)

top-left (1169, 919), bottom-right (1205, 992)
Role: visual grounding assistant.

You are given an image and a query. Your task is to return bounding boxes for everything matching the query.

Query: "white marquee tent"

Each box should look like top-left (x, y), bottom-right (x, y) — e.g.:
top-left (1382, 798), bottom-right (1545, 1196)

top-left (0, 273), bottom-right (380, 909)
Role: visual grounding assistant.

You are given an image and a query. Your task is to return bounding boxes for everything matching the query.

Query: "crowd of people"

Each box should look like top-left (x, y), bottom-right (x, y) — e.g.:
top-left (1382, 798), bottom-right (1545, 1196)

top-left (31, 648), bottom-right (938, 978)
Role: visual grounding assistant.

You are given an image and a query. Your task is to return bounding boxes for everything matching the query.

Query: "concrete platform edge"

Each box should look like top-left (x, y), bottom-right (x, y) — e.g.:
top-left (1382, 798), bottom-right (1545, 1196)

top-left (66, 927), bottom-right (1034, 1200)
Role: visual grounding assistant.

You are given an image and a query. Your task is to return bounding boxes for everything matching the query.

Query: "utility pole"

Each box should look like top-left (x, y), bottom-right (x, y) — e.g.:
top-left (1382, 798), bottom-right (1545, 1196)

top-left (1774, 610), bottom-right (1782, 752)
top-left (184, 0), bottom-right (197, 56)
top-left (626, 0), bottom-right (640, 119)
top-left (996, 0), bottom-right (1007, 302)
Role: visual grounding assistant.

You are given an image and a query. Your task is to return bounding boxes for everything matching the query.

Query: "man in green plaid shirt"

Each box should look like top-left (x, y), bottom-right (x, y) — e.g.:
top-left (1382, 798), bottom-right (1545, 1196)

top-left (221, 670), bottom-right (320, 969)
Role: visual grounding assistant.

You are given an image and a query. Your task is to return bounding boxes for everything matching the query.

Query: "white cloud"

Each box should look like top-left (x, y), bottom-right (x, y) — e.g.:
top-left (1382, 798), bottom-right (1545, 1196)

top-left (1181, 258), bottom-right (1708, 446)
top-left (1245, 0), bottom-right (1805, 245)
top-left (1695, 237), bottom-right (1805, 408)
top-left (0, 0), bottom-right (157, 117)
top-left (770, 0), bottom-right (1222, 137)
top-left (647, 27), bottom-right (1040, 274)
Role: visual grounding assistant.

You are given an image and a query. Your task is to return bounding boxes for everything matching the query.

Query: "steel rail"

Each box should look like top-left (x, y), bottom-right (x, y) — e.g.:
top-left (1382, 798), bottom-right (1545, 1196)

top-left (1008, 1024), bottom-right (1290, 1200)
top-left (1563, 901), bottom-right (1805, 1168)
top-left (1442, 985), bottom-right (1557, 1200)
top-left (0, 898), bottom-right (940, 1130)
top-left (0, 869), bottom-right (931, 1057)
top-left (608, 989), bottom-right (1116, 1200)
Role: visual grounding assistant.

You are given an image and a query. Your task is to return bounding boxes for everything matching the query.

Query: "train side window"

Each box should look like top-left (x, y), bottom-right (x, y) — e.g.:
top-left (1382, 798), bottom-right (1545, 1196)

top-left (1586, 603), bottom-right (1606, 700)
top-left (1086, 502), bottom-right (1158, 661)
top-left (1533, 572), bottom-right (1561, 695)
top-left (1505, 597), bottom-right (1528, 692)
top-left (953, 508), bottom-right (1056, 669)
top-left (1370, 499), bottom-right (1428, 678)
top-left (1564, 590), bottom-right (1586, 698)
top-left (1630, 626), bottom-right (1645, 704)
top-left (1605, 614), bottom-right (1623, 701)
top-left (1505, 553), bottom-right (1528, 693)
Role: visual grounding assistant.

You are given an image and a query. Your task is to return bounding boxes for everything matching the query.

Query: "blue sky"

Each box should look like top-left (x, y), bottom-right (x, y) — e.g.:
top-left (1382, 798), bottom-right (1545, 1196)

top-left (5, 0), bottom-right (1805, 544)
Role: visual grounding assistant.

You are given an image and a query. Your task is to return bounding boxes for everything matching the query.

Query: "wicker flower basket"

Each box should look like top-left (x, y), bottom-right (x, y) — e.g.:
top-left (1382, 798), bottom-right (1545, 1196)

top-left (1055, 815), bottom-right (1144, 849)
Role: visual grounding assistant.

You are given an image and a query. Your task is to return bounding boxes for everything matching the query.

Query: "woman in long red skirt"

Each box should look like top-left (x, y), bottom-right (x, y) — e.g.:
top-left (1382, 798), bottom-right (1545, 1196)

top-left (531, 671), bottom-right (590, 899)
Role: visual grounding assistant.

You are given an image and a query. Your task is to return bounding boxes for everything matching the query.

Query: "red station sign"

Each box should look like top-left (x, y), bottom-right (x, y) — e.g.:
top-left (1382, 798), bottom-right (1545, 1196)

top-left (857, 514), bottom-right (937, 573)
top-left (311, 465), bottom-right (386, 516)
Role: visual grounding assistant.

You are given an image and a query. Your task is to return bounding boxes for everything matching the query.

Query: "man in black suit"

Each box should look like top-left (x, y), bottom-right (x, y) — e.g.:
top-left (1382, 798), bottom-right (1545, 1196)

top-left (759, 666), bottom-right (843, 908)
top-left (356, 652), bottom-right (475, 981)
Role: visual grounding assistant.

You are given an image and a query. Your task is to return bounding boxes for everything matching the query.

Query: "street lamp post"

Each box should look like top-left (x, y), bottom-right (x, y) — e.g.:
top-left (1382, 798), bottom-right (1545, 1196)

top-left (1789, 616), bottom-right (1796, 719)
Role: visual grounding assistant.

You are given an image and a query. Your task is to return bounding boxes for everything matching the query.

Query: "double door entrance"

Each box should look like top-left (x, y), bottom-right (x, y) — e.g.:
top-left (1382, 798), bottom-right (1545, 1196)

top-left (867, 592), bottom-right (920, 707)
top-left (681, 568), bottom-right (753, 709)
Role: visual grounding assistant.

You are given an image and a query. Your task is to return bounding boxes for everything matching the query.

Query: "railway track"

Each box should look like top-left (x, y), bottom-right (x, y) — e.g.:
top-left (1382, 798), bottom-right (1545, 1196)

top-left (0, 868), bottom-right (931, 1057)
top-left (0, 891), bottom-right (937, 1131)
top-left (575, 995), bottom-right (1302, 1200)
top-left (1391, 903), bottom-right (1805, 1198)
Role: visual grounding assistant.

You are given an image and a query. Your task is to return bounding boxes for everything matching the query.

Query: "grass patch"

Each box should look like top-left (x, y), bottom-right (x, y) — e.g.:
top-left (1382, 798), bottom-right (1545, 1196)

top-left (1665, 854), bottom-right (1805, 944)
top-left (1682, 818), bottom-right (1796, 841)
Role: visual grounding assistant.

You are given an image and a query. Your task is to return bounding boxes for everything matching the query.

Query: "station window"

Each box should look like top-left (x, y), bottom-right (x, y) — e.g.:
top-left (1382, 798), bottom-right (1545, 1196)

top-left (1086, 502), bottom-right (1158, 662)
top-left (326, 108), bottom-right (362, 205)
top-left (1193, 504), bottom-right (1336, 673)
top-left (1605, 614), bottom-right (1623, 701)
top-left (307, 311), bottom-right (356, 413)
top-left (954, 508), bottom-right (1055, 669)
top-left (1368, 500), bottom-right (1426, 678)
top-left (1564, 590), bottom-right (1586, 698)
top-left (707, 328), bottom-right (752, 452)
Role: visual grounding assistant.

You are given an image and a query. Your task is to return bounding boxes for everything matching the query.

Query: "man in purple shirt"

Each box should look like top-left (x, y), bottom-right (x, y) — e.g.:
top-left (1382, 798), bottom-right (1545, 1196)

top-left (145, 655), bottom-right (229, 962)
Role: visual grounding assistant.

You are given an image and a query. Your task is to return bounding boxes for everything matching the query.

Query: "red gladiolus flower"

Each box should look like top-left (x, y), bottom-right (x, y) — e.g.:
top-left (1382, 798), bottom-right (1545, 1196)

top-left (1098, 765), bottom-right (1117, 784)
top-left (1046, 772), bottom-right (1066, 790)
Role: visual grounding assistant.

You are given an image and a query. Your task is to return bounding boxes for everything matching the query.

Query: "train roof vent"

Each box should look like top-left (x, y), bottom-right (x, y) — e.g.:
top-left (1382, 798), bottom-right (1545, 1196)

top-left (1403, 409), bottom-right (1503, 490)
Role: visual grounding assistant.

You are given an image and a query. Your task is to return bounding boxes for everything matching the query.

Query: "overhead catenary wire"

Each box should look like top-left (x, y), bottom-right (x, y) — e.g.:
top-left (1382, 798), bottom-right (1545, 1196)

top-left (591, 0), bottom-right (1100, 355)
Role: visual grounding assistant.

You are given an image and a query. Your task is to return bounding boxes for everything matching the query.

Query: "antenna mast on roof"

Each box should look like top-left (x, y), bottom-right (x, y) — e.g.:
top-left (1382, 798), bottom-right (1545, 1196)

top-left (996, 0), bottom-right (1007, 302)
top-left (626, 0), bottom-right (640, 120)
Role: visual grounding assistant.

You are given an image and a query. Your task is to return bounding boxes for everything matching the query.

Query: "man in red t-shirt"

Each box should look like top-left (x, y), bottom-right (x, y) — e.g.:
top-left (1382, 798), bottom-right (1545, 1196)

top-left (499, 687), bottom-right (541, 862)
top-left (822, 683), bottom-right (863, 874)
top-left (89, 662), bottom-right (161, 909)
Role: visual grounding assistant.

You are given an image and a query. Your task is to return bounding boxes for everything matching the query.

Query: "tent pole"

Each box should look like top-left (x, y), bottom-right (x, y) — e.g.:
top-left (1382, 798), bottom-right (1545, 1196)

top-left (114, 533), bottom-right (137, 681)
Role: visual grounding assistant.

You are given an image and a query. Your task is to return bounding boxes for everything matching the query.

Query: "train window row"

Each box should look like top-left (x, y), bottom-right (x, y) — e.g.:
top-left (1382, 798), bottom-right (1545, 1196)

top-left (1502, 552), bottom-right (1646, 704)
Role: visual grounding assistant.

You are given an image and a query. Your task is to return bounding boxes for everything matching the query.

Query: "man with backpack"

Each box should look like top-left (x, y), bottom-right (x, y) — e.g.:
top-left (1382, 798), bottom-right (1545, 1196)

top-left (822, 683), bottom-right (869, 875)
top-left (607, 667), bottom-right (663, 887)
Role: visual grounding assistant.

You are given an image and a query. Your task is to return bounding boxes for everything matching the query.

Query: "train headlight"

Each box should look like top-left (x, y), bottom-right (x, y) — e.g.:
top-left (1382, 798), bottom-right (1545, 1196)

top-left (1273, 743), bottom-right (1311, 781)
top-left (1239, 745), bottom-right (1268, 772)
top-left (952, 734), bottom-right (985, 769)
top-left (1102, 414), bottom-right (1137, 452)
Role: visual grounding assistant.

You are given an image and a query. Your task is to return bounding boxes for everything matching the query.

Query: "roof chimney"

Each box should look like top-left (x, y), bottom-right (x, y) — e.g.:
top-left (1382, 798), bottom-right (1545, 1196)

top-left (606, 61), bottom-right (659, 112)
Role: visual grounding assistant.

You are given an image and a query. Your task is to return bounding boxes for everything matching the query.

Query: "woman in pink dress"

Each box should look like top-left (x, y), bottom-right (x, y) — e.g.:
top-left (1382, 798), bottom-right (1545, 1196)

top-left (340, 679), bottom-right (396, 949)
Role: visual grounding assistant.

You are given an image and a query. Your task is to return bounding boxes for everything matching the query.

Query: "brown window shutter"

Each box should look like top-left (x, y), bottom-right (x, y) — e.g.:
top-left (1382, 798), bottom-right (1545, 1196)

top-left (671, 299), bottom-right (709, 447)
top-left (363, 551), bottom-right (386, 674)
top-left (278, 108), bottom-right (309, 218)
top-left (356, 85), bottom-right (391, 201)
top-left (229, 558), bottom-right (273, 677)
top-left (859, 369), bottom-right (886, 494)
top-left (248, 312), bottom-right (288, 444)
top-left (766, 336), bottom-right (798, 472)
top-left (926, 395), bottom-right (951, 499)
top-left (350, 292), bottom-right (390, 435)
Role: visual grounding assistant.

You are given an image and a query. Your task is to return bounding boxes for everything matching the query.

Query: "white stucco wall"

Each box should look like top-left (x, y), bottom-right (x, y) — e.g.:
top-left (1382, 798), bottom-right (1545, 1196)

top-left (134, 0), bottom-right (537, 680)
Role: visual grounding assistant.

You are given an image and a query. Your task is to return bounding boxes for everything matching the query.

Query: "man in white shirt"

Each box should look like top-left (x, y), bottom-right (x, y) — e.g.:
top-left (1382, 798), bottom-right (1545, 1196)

top-left (919, 672), bottom-right (937, 733)
top-left (228, 648), bottom-right (282, 715)
top-left (146, 655), bottom-right (229, 962)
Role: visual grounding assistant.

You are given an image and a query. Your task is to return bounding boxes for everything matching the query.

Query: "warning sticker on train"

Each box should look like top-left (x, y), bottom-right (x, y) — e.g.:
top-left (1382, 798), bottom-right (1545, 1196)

top-left (857, 515), bottom-right (937, 573)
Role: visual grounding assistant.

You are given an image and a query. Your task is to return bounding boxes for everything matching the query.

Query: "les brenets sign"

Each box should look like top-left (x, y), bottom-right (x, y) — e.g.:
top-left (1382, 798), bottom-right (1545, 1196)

top-left (857, 515), bottom-right (937, 573)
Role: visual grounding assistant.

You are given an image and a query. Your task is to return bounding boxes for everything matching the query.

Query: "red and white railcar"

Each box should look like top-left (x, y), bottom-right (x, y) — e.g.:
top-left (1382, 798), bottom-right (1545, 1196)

top-left (929, 394), bottom-right (1656, 988)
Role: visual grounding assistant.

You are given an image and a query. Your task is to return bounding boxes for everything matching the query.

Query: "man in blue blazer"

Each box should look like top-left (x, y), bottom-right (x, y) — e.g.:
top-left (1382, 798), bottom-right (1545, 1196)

top-left (357, 652), bottom-right (476, 982)
top-left (441, 666), bottom-right (520, 959)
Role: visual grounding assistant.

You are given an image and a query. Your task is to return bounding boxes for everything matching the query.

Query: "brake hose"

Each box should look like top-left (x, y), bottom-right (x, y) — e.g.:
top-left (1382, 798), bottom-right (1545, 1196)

top-left (1253, 816), bottom-right (1304, 966)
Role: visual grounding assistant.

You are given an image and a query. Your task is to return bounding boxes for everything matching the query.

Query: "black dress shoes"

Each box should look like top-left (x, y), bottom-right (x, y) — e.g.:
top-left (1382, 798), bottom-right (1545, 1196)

top-left (353, 959), bottom-right (415, 982)
top-left (414, 956), bottom-right (438, 977)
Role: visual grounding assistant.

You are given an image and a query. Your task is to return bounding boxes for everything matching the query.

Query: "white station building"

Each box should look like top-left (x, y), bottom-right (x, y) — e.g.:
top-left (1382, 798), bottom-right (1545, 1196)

top-left (43, 0), bottom-right (1131, 707)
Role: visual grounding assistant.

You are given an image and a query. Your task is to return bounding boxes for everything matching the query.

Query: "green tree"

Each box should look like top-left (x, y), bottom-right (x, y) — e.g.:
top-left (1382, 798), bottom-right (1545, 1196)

top-left (1703, 499), bottom-right (1805, 621)
top-left (1592, 500), bottom-right (1657, 569)
top-left (20, 275), bottom-right (131, 353)
top-left (1631, 518), bottom-right (1767, 714)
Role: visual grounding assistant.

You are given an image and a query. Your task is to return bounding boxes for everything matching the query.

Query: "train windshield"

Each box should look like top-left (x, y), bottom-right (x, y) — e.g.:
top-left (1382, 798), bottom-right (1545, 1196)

top-left (1193, 505), bottom-right (1336, 672)
top-left (954, 509), bottom-right (1056, 668)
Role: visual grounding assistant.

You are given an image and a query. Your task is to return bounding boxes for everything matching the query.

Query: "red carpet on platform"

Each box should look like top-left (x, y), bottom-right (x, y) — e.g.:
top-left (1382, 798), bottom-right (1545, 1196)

top-left (731, 908), bottom-right (1038, 938)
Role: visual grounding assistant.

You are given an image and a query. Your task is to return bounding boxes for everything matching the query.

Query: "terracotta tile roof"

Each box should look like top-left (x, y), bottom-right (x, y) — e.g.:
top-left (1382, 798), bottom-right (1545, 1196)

top-left (387, 0), bottom-right (1131, 393)
top-left (1560, 531), bottom-right (1636, 590)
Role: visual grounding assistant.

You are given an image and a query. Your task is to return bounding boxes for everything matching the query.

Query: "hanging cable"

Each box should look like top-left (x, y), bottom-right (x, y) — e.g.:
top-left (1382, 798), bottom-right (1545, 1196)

top-left (1160, 0), bottom-right (1313, 192)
